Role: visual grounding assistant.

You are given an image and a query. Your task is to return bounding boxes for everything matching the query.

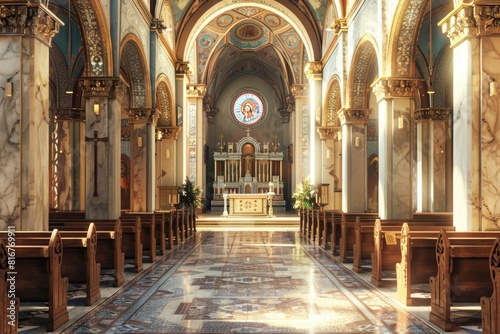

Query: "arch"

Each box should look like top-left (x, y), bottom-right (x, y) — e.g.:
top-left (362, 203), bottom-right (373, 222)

top-left (323, 75), bottom-right (342, 126)
top-left (156, 74), bottom-right (175, 126)
top-left (176, 0), bottom-right (321, 62)
top-left (349, 36), bottom-right (379, 109)
top-left (120, 35), bottom-right (152, 108)
top-left (387, 0), bottom-right (428, 78)
top-left (73, 0), bottom-right (113, 77)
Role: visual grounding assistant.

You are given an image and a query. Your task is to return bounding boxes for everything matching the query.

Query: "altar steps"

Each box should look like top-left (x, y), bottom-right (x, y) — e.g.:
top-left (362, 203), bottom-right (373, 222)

top-left (196, 213), bottom-right (299, 229)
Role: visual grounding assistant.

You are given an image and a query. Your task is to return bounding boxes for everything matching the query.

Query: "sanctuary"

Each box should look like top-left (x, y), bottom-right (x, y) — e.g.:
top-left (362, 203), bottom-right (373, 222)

top-left (211, 132), bottom-right (285, 214)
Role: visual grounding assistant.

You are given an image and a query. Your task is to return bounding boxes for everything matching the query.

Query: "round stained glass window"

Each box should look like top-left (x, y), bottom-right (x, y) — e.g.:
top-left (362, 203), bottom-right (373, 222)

top-left (232, 92), bottom-right (265, 126)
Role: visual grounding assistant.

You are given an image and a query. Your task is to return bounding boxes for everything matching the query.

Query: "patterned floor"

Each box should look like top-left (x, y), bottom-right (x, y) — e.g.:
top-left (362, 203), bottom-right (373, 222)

top-left (18, 229), bottom-right (482, 333)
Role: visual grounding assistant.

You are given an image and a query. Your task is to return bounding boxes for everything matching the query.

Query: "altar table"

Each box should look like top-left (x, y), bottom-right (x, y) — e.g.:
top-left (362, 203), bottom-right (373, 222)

top-left (229, 193), bottom-right (268, 216)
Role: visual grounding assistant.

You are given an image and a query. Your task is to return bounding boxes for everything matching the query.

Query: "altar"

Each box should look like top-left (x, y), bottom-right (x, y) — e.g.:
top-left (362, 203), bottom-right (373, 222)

top-left (229, 193), bottom-right (268, 216)
top-left (211, 131), bottom-right (286, 213)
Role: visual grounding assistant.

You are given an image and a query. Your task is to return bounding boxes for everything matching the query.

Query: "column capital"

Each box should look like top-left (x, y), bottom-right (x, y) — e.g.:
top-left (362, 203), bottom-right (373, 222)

top-left (317, 126), bottom-right (341, 140)
top-left (439, 3), bottom-right (500, 48)
top-left (176, 61), bottom-right (192, 77)
top-left (291, 84), bottom-right (309, 97)
top-left (372, 77), bottom-right (423, 102)
top-left (51, 108), bottom-right (85, 122)
top-left (186, 84), bottom-right (207, 98)
top-left (338, 108), bottom-right (371, 125)
top-left (304, 61), bottom-right (323, 80)
top-left (0, 2), bottom-right (63, 46)
top-left (331, 18), bottom-right (347, 34)
top-left (415, 107), bottom-right (452, 123)
top-left (158, 126), bottom-right (182, 140)
top-left (128, 108), bottom-right (157, 125)
top-left (79, 77), bottom-right (121, 99)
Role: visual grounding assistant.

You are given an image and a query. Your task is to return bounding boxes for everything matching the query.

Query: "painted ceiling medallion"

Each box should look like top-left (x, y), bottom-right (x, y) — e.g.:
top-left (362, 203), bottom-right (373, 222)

top-left (235, 23), bottom-right (263, 41)
top-left (232, 92), bottom-right (265, 126)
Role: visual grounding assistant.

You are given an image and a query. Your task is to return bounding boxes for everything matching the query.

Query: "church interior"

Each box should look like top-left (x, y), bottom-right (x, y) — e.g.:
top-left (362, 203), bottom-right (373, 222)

top-left (1, 0), bottom-right (500, 333)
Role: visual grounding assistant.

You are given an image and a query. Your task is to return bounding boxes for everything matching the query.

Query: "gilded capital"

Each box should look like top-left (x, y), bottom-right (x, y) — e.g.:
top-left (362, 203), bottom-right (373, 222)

top-left (0, 4), bottom-right (63, 46)
top-left (176, 61), bottom-right (192, 76)
top-left (291, 84), bottom-right (308, 97)
top-left (80, 77), bottom-right (119, 99)
top-left (338, 108), bottom-right (371, 125)
top-left (128, 108), bottom-right (155, 125)
top-left (186, 84), bottom-right (207, 97)
top-left (372, 77), bottom-right (422, 102)
top-left (414, 108), bottom-right (452, 122)
top-left (304, 62), bottom-right (323, 80)
top-left (317, 126), bottom-right (340, 140)
top-left (439, 4), bottom-right (477, 47)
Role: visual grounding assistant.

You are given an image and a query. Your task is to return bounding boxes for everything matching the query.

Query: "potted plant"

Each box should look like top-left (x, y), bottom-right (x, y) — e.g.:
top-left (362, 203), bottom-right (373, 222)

top-left (178, 177), bottom-right (202, 209)
top-left (292, 176), bottom-right (316, 211)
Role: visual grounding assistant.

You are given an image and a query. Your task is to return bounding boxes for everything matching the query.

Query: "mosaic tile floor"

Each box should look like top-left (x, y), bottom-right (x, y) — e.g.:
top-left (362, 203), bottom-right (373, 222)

top-left (18, 229), bottom-right (482, 333)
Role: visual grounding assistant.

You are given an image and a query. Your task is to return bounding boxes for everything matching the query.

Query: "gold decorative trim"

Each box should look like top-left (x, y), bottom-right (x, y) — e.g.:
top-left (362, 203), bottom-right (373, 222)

top-left (338, 108), bottom-right (371, 125)
top-left (371, 77), bottom-right (423, 102)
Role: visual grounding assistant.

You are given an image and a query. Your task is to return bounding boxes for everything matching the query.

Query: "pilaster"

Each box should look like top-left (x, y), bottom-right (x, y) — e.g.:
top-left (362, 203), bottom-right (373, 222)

top-left (305, 62), bottom-right (323, 185)
top-left (175, 62), bottom-right (191, 186)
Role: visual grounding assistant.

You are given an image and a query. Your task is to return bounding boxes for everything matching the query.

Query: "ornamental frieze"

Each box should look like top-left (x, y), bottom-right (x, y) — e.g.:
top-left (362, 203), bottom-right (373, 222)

top-left (372, 77), bottom-right (423, 102)
top-left (414, 108), bottom-right (452, 122)
top-left (338, 108), bottom-right (371, 125)
top-left (80, 77), bottom-right (120, 98)
top-left (0, 4), bottom-right (63, 46)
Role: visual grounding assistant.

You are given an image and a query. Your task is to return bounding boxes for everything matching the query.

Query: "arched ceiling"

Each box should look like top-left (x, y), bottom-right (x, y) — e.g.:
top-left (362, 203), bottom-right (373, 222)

top-left (175, 1), bottom-right (325, 103)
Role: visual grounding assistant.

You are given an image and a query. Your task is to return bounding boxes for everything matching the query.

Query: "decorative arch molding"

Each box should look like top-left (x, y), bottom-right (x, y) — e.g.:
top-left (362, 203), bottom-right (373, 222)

top-left (387, 0), bottom-right (427, 78)
top-left (156, 75), bottom-right (174, 127)
top-left (50, 46), bottom-right (70, 108)
top-left (349, 37), bottom-right (378, 109)
top-left (176, 0), bottom-right (321, 62)
top-left (74, 0), bottom-right (113, 77)
top-left (324, 75), bottom-right (342, 127)
top-left (120, 35), bottom-right (151, 108)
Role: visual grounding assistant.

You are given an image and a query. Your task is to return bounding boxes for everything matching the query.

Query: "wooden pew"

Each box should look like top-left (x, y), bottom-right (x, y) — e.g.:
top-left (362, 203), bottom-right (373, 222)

top-left (481, 237), bottom-right (500, 334)
top-left (370, 218), bottom-right (454, 285)
top-left (339, 212), bottom-right (379, 262)
top-left (1, 237), bottom-right (18, 334)
top-left (429, 230), bottom-right (500, 331)
top-left (395, 223), bottom-right (455, 306)
top-left (322, 210), bottom-right (342, 255)
top-left (4, 230), bottom-right (69, 332)
top-left (49, 220), bottom-right (125, 285)
top-left (121, 212), bottom-right (157, 261)
top-left (412, 212), bottom-right (453, 222)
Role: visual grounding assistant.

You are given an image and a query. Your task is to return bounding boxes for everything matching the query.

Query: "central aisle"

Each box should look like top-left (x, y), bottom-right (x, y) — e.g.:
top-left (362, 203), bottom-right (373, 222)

top-left (62, 230), bottom-right (441, 333)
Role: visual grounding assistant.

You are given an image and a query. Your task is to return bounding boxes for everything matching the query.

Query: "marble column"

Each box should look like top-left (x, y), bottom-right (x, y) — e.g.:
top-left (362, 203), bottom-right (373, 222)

top-left (415, 108), bottom-right (452, 212)
top-left (305, 62), bottom-right (323, 185)
top-left (440, 3), bottom-right (500, 231)
top-left (127, 108), bottom-right (156, 212)
top-left (373, 78), bottom-right (421, 219)
top-left (0, 4), bottom-right (62, 231)
top-left (291, 84), bottom-right (309, 185)
top-left (186, 84), bottom-right (206, 210)
top-left (338, 109), bottom-right (371, 213)
top-left (317, 127), bottom-right (341, 210)
top-left (81, 78), bottom-right (122, 220)
top-left (175, 62), bottom-right (190, 186)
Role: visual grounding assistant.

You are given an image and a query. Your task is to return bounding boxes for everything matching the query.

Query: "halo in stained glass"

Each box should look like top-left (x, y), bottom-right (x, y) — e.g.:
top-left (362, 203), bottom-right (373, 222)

top-left (232, 92), bottom-right (265, 126)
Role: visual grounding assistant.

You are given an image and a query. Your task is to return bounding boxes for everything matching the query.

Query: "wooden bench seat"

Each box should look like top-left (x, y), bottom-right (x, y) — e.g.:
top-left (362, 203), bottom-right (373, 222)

top-left (395, 223), bottom-right (455, 305)
top-left (370, 218), bottom-right (454, 285)
top-left (3, 224), bottom-right (101, 306)
top-left (2, 230), bottom-right (69, 332)
top-left (339, 212), bottom-right (379, 262)
top-left (429, 230), bottom-right (500, 331)
top-left (480, 237), bottom-right (500, 334)
top-left (121, 213), bottom-right (157, 261)
top-left (49, 220), bottom-right (125, 286)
